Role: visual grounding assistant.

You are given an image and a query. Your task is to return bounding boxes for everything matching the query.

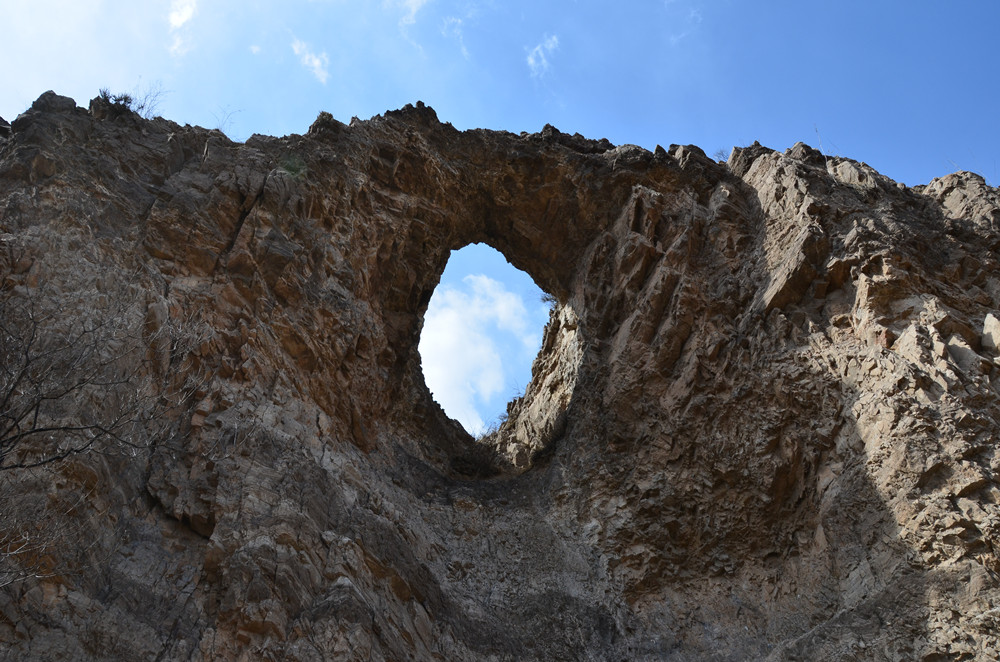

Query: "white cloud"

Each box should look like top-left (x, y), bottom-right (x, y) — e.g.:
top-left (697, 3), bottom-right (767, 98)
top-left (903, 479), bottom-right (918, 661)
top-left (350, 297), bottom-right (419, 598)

top-left (463, 275), bottom-right (538, 344)
top-left (168, 0), bottom-right (197, 56)
top-left (526, 34), bottom-right (559, 78)
top-left (396, 0), bottom-right (429, 26)
top-left (292, 38), bottom-right (330, 84)
top-left (669, 7), bottom-right (703, 45)
top-left (168, 0), bottom-right (196, 29)
top-left (169, 35), bottom-right (188, 57)
top-left (419, 275), bottom-right (541, 435)
top-left (249, 45), bottom-right (261, 55)
top-left (442, 17), bottom-right (469, 59)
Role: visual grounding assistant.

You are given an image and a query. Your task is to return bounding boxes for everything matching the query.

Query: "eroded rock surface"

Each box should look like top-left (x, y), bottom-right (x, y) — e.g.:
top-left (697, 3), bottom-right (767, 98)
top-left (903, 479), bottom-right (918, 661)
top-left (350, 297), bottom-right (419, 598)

top-left (1, 91), bottom-right (999, 660)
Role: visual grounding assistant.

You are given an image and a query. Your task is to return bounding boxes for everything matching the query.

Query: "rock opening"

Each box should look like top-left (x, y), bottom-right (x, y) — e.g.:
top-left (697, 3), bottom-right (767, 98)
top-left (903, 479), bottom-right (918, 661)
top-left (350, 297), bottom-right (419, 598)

top-left (418, 243), bottom-right (551, 436)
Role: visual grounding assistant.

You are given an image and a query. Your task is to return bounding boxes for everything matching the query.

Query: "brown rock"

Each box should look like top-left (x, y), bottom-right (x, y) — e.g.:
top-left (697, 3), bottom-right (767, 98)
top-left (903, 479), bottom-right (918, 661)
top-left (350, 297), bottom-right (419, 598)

top-left (0, 94), bottom-right (999, 660)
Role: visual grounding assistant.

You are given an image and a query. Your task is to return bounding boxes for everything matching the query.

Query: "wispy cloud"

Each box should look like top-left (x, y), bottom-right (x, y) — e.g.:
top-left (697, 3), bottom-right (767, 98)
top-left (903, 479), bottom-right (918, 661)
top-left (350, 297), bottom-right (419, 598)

top-left (392, 0), bottom-right (429, 26)
top-left (442, 17), bottom-right (469, 59)
top-left (669, 7), bottom-right (703, 45)
top-left (526, 34), bottom-right (559, 78)
top-left (419, 274), bottom-right (541, 434)
top-left (292, 38), bottom-right (330, 84)
top-left (168, 0), bottom-right (196, 56)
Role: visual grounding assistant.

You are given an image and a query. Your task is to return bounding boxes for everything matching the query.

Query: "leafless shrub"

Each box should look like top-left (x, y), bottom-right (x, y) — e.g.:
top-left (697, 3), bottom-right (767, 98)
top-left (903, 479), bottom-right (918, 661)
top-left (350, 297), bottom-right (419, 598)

top-left (0, 271), bottom-right (184, 469)
top-left (212, 105), bottom-right (242, 138)
top-left (0, 234), bottom-right (209, 587)
top-left (0, 466), bottom-right (113, 589)
top-left (97, 81), bottom-right (165, 120)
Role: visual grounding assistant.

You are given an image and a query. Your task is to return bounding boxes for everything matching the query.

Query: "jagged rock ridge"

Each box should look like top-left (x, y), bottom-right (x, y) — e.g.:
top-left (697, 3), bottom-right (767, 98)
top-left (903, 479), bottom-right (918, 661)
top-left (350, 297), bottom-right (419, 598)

top-left (0, 91), bottom-right (999, 660)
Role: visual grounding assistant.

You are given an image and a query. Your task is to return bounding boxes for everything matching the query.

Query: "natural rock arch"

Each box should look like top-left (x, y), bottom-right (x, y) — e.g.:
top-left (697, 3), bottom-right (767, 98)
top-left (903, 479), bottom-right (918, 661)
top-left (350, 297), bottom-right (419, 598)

top-left (1, 93), bottom-right (998, 660)
top-left (313, 106), bottom-right (676, 471)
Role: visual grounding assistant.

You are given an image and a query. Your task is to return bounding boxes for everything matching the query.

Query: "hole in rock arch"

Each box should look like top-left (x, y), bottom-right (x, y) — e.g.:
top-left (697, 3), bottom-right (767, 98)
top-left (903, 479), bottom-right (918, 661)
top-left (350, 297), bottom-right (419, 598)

top-left (418, 243), bottom-right (554, 437)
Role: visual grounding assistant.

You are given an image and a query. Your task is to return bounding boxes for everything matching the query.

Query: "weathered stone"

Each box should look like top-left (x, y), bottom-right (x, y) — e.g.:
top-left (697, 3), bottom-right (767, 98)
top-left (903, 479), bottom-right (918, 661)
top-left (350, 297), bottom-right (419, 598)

top-left (984, 312), bottom-right (1000, 353)
top-left (1, 93), bottom-right (999, 660)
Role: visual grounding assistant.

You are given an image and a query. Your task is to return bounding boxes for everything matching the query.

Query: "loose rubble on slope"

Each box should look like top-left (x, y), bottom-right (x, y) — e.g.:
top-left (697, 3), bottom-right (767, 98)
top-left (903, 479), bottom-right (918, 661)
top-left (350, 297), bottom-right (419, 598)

top-left (1, 91), bottom-right (998, 660)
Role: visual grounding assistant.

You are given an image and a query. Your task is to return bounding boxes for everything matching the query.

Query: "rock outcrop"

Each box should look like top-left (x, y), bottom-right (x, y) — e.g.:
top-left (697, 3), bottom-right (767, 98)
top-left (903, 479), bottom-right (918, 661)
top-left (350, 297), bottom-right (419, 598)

top-left (1, 91), bottom-right (999, 660)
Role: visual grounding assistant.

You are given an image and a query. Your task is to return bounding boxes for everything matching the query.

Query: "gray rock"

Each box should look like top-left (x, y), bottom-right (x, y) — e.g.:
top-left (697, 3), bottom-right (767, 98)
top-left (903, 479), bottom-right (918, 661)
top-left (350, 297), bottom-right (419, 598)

top-left (1, 91), bottom-right (999, 661)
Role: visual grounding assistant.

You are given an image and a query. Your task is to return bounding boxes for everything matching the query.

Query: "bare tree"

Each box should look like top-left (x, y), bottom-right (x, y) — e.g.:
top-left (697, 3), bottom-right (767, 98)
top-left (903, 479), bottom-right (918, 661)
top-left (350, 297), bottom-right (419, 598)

top-left (0, 470), bottom-right (110, 589)
top-left (0, 235), bottom-right (207, 588)
top-left (0, 271), bottom-right (178, 469)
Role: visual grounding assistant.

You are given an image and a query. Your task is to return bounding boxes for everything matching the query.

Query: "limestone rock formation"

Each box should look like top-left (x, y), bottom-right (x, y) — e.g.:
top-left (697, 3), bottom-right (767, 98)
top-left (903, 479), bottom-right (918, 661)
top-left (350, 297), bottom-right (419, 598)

top-left (1, 90), bottom-right (999, 660)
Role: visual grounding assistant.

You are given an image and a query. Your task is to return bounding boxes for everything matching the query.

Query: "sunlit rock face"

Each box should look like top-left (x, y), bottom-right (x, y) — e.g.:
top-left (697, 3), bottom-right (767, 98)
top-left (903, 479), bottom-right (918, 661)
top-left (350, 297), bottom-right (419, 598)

top-left (1, 91), bottom-right (999, 660)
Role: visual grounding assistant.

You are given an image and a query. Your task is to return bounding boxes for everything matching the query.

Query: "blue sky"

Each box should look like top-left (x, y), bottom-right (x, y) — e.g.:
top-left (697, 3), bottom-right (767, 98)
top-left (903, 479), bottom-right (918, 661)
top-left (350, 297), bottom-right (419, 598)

top-left (3, 1), bottom-right (998, 432)
top-left (419, 245), bottom-right (550, 434)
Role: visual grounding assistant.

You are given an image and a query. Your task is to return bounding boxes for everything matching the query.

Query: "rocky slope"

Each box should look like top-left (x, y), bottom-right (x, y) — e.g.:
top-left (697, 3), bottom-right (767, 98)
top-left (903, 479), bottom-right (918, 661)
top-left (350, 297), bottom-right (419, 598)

top-left (1, 91), bottom-right (999, 660)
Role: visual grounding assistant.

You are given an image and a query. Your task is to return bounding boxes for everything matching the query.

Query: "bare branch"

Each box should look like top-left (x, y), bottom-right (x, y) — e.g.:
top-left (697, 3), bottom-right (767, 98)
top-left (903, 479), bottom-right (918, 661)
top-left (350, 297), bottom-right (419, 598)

top-left (0, 233), bottom-right (212, 587)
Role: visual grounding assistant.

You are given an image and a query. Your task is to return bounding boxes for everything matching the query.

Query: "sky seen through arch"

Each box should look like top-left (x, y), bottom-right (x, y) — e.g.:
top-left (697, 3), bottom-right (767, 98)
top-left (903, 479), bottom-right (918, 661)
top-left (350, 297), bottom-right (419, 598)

top-left (418, 244), bottom-right (552, 436)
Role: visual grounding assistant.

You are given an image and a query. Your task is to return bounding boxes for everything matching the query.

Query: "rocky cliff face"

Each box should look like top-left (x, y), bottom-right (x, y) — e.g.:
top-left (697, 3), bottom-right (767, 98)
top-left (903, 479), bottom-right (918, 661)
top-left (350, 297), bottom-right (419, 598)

top-left (1, 91), bottom-right (999, 660)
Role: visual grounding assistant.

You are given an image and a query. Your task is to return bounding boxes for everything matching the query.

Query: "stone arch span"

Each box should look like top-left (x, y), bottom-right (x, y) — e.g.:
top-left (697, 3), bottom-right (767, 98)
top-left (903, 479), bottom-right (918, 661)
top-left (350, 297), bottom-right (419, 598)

top-left (329, 106), bottom-right (707, 472)
top-left (227, 109), bottom-right (948, 655)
